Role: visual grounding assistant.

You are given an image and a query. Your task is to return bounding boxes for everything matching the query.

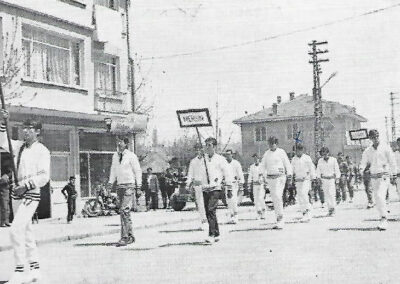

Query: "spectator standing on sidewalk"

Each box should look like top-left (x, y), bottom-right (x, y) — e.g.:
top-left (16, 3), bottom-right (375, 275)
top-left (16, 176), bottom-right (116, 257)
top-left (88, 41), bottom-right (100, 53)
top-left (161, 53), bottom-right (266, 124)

top-left (224, 149), bottom-right (244, 224)
top-left (260, 136), bottom-right (293, 229)
top-left (146, 168), bottom-right (159, 211)
top-left (359, 129), bottom-right (397, 230)
top-left (108, 136), bottom-right (142, 247)
top-left (345, 156), bottom-right (355, 201)
top-left (187, 143), bottom-right (208, 230)
top-left (0, 111), bottom-right (50, 284)
top-left (61, 176), bottom-right (77, 224)
top-left (316, 147), bottom-right (340, 217)
top-left (336, 152), bottom-right (349, 204)
top-left (0, 167), bottom-right (11, 227)
top-left (291, 144), bottom-right (316, 222)
top-left (248, 153), bottom-right (266, 220)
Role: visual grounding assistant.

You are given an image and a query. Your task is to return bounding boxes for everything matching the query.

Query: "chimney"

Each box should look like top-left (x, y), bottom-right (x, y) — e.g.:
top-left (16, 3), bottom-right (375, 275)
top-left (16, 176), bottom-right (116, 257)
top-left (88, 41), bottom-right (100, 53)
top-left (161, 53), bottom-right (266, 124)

top-left (272, 103), bottom-right (277, 115)
top-left (277, 96), bottom-right (282, 104)
top-left (289, 92), bottom-right (295, 101)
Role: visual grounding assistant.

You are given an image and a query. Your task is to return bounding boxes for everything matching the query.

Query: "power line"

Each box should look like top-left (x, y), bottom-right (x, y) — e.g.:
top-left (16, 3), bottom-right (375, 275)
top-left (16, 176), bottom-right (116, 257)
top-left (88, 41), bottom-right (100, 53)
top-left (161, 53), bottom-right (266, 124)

top-left (142, 2), bottom-right (400, 61)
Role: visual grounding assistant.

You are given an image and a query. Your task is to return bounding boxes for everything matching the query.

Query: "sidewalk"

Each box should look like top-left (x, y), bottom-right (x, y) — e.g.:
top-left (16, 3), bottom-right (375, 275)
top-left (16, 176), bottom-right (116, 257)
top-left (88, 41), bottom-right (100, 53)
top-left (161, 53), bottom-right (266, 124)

top-left (0, 202), bottom-right (254, 252)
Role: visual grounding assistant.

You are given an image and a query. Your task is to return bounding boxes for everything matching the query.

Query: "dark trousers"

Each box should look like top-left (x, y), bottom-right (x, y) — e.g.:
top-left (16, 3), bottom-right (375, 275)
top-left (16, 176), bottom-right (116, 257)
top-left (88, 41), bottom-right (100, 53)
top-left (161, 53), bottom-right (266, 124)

top-left (67, 197), bottom-right (76, 222)
top-left (310, 182), bottom-right (324, 204)
top-left (0, 187), bottom-right (10, 225)
top-left (117, 184), bottom-right (134, 240)
top-left (160, 189), bottom-right (168, 209)
top-left (203, 190), bottom-right (221, 237)
top-left (336, 175), bottom-right (348, 202)
top-left (364, 178), bottom-right (373, 204)
top-left (347, 176), bottom-right (354, 199)
top-left (146, 191), bottom-right (159, 210)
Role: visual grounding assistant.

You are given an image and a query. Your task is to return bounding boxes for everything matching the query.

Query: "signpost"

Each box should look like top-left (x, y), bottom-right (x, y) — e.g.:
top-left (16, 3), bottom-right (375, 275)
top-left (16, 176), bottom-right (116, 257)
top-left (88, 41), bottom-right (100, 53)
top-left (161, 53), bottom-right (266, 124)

top-left (349, 129), bottom-right (369, 160)
top-left (176, 108), bottom-right (212, 184)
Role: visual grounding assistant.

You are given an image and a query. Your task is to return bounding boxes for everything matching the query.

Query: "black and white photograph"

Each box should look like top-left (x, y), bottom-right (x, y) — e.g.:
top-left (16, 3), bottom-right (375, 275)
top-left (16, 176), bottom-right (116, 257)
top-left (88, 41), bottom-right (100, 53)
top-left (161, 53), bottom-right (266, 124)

top-left (0, 0), bottom-right (400, 283)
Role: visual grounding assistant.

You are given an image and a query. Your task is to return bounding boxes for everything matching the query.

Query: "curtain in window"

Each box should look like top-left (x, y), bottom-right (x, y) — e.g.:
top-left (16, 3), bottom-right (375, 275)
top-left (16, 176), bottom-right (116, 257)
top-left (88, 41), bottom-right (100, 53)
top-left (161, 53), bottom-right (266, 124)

top-left (95, 63), bottom-right (111, 94)
top-left (31, 43), bottom-right (47, 81)
top-left (47, 46), bottom-right (69, 84)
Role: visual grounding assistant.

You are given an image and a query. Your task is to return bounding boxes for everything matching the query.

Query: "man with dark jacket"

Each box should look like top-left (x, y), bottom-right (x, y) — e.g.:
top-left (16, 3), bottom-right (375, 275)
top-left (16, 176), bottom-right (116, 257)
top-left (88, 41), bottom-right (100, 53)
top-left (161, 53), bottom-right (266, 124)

top-left (146, 168), bottom-right (159, 210)
top-left (61, 176), bottom-right (77, 224)
top-left (0, 169), bottom-right (11, 227)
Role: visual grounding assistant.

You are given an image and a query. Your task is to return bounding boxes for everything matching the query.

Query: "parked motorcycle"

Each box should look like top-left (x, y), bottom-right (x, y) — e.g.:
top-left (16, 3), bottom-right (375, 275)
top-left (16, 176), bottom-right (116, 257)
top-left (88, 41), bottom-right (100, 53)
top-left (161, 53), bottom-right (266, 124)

top-left (83, 184), bottom-right (119, 217)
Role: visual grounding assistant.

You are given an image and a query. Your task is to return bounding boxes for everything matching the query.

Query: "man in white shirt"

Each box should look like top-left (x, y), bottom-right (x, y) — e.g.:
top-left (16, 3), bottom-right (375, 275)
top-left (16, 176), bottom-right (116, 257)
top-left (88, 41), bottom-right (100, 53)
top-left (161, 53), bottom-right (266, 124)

top-left (225, 149), bottom-right (244, 224)
top-left (248, 153), bottom-right (266, 220)
top-left (359, 130), bottom-right (397, 230)
top-left (108, 136), bottom-right (142, 247)
top-left (186, 143), bottom-right (207, 230)
top-left (316, 147), bottom-right (340, 217)
top-left (291, 144), bottom-right (316, 222)
top-left (188, 137), bottom-right (232, 243)
top-left (0, 111), bottom-right (50, 284)
top-left (260, 136), bottom-right (293, 229)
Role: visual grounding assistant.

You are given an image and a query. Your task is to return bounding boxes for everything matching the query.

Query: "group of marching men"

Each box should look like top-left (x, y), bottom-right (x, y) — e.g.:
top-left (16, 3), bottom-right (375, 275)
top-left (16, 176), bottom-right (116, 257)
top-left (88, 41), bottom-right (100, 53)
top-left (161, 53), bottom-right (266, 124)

top-left (186, 128), bottom-right (398, 243)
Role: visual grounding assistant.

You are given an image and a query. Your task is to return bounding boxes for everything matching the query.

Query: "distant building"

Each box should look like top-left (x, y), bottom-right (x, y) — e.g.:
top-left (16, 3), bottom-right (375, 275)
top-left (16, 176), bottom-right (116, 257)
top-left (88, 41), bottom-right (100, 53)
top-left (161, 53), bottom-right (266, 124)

top-left (233, 94), bottom-right (367, 168)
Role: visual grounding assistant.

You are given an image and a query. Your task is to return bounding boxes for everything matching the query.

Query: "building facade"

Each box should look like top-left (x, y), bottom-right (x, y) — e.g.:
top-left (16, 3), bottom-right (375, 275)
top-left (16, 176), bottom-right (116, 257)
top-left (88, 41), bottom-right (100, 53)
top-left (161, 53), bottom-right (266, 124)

top-left (233, 94), bottom-right (367, 169)
top-left (0, 0), bottom-right (147, 218)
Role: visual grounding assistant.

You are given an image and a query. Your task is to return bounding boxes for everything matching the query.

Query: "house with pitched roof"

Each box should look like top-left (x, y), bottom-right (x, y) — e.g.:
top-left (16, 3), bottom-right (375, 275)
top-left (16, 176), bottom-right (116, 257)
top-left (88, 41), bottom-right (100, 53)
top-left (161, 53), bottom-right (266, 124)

top-left (233, 93), bottom-right (367, 168)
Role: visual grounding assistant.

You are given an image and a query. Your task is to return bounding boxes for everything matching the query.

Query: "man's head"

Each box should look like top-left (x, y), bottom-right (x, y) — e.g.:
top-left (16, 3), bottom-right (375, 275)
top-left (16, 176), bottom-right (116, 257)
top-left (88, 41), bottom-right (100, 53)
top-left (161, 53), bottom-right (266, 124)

top-left (194, 143), bottom-right (203, 158)
top-left (204, 137), bottom-right (217, 156)
top-left (295, 144), bottom-right (304, 157)
top-left (69, 176), bottom-right (76, 186)
top-left (147, 167), bottom-right (153, 174)
top-left (345, 155), bottom-right (351, 162)
top-left (368, 129), bottom-right (380, 148)
top-left (117, 136), bottom-right (129, 153)
top-left (396, 138), bottom-right (400, 150)
top-left (252, 153), bottom-right (259, 164)
top-left (22, 119), bottom-right (42, 145)
top-left (225, 149), bottom-right (233, 162)
top-left (268, 136), bottom-right (278, 151)
top-left (320, 146), bottom-right (330, 159)
top-left (337, 152), bottom-right (344, 161)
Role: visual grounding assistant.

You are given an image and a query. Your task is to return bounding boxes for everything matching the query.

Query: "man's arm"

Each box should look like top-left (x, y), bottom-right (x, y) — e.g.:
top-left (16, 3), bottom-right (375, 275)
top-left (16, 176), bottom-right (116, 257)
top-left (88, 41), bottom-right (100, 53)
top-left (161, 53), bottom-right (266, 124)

top-left (281, 150), bottom-right (293, 177)
top-left (308, 156), bottom-right (317, 180)
top-left (108, 153), bottom-right (117, 185)
top-left (130, 153), bottom-right (142, 188)
top-left (61, 185), bottom-right (68, 199)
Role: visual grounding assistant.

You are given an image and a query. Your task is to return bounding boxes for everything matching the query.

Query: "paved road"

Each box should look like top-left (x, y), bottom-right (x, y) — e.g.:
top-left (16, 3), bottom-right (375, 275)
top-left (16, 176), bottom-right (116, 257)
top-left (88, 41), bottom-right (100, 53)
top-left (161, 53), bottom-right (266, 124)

top-left (1, 190), bottom-right (400, 283)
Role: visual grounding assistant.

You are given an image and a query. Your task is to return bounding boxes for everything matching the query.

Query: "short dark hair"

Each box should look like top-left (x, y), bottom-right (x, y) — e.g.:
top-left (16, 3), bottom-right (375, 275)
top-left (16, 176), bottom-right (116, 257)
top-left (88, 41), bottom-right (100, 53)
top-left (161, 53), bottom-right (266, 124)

top-left (225, 149), bottom-right (233, 154)
top-left (194, 143), bottom-right (202, 150)
top-left (396, 137), bottom-right (400, 143)
top-left (22, 119), bottom-right (42, 130)
top-left (320, 146), bottom-right (329, 154)
top-left (268, 136), bottom-right (278, 145)
top-left (368, 129), bottom-right (379, 139)
top-left (117, 136), bottom-right (130, 145)
top-left (69, 176), bottom-right (76, 180)
top-left (295, 144), bottom-right (304, 151)
top-left (337, 152), bottom-right (343, 157)
top-left (252, 153), bottom-right (258, 158)
top-left (147, 167), bottom-right (153, 172)
top-left (204, 137), bottom-right (217, 146)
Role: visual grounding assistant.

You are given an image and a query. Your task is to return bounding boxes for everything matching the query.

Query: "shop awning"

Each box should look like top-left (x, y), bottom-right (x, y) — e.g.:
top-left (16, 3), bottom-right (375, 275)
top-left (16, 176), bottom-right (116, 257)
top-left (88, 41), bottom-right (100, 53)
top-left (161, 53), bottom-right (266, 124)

top-left (8, 105), bottom-right (148, 133)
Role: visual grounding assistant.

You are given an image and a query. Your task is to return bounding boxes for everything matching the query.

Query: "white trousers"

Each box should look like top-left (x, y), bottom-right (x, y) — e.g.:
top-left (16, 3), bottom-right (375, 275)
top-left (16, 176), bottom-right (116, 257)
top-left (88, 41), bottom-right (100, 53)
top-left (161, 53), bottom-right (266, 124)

top-left (321, 179), bottom-right (336, 210)
top-left (296, 180), bottom-right (312, 212)
top-left (371, 177), bottom-right (390, 218)
top-left (253, 184), bottom-right (266, 213)
top-left (268, 176), bottom-right (286, 219)
top-left (10, 199), bottom-right (39, 266)
top-left (227, 183), bottom-right (239, 216)
top-left (193, 186), bottom-right (207, 221)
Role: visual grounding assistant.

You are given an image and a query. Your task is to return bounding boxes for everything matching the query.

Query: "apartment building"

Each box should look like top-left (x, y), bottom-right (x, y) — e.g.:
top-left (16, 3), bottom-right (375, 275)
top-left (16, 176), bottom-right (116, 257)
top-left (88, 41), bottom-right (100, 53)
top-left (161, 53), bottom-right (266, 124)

top-left (0, 0), bottom-right (147, 218)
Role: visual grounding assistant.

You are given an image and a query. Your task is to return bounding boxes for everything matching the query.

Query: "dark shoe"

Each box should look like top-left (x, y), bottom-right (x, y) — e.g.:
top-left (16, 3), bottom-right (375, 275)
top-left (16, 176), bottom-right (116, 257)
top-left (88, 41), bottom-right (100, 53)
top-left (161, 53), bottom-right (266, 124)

top-left (0, 224), bottom-right (5, 227)
top-left (116, 239), bottom-right (128, 247)
top-left (4, 223), bottom-right (10, 227)
top-left (127, 235), bottom-right (135, 244)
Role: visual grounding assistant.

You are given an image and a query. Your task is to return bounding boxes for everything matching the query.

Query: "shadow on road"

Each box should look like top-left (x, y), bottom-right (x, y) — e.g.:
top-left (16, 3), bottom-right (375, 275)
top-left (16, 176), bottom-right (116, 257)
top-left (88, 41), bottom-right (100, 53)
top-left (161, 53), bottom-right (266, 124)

top-left (238, 218), bottom-right (258, 221)
top-left (364, 218), bottom-right (400, 222)
top-left (159, 242), bottom-right (211, 248)
top-left (159, 228), bottom-right (203, 233)
top-left (74, 242), bottom-right (117, 247)
top-left (123, 247), bottom-right (154, 251)
top-left (329, 227), bottom-right (381, 232)
top-left (313, 215), bottom-right (329, 219)
top-left (104, 224), bottom-right (120, 227)
top-left (0, 281), bottom-right (7, 284)
top-left (229, 227), bottom-right (279, 232)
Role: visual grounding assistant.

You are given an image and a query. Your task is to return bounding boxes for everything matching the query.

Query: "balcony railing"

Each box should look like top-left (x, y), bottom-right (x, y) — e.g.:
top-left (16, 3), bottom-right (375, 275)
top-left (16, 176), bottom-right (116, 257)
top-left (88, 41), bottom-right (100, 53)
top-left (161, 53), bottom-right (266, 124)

top-left (94, 88), bottom-right (127, 113)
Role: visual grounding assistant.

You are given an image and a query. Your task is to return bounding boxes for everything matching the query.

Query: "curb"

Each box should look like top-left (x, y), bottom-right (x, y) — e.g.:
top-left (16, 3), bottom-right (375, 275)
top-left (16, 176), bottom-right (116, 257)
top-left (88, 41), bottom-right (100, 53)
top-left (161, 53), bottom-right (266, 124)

top-left (0, 206), bottom-right (255, 252)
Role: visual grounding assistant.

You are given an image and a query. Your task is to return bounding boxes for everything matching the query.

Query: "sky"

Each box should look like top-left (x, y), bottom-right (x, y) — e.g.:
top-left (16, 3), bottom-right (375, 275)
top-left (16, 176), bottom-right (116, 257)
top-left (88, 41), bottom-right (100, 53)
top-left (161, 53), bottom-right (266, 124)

top-left (131, 0), bottom-right (400, 146)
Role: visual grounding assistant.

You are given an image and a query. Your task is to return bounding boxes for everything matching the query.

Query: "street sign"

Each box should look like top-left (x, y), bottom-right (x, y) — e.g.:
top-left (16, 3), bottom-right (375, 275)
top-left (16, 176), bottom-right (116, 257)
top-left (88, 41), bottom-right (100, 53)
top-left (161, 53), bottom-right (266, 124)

top-left (349, 129), bottom-right (368, 141)
top-left (176, 108), bottom-right (212, 128)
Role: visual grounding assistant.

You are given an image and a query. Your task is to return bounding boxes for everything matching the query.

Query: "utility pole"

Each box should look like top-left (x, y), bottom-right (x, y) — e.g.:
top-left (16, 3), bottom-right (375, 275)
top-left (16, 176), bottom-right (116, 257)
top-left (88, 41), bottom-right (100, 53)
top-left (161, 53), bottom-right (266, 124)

top-left (385, 116), bottom-right (390, 143)
top-left (308, 40), bottom-right (329, 160)
top-left (389, 92), bottom-right (398, 142)
top-left (215, 81), bottom-right (219, 150)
